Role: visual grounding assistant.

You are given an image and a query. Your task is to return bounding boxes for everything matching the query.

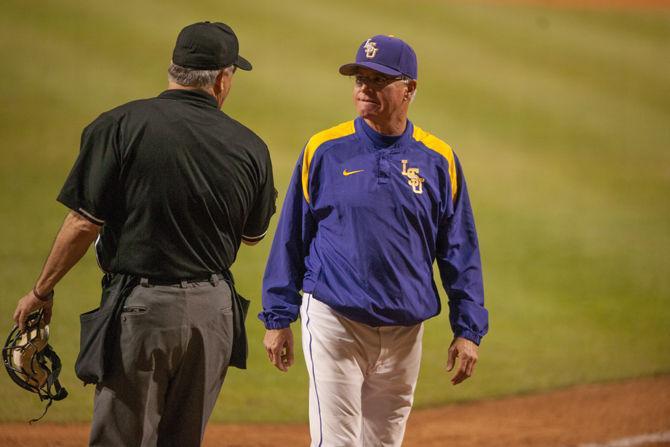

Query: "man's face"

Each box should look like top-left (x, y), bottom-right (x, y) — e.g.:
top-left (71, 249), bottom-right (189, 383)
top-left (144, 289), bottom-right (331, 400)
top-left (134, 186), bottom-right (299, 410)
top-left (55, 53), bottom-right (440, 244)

top-left (352, 67), bottom-right (413, 123)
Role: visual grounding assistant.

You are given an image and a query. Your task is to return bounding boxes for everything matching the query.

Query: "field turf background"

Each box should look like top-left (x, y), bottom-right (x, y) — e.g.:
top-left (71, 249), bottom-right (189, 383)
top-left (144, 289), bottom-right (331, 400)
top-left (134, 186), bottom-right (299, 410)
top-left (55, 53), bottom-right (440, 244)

top-left (0, 0), bottom-right (668, 423)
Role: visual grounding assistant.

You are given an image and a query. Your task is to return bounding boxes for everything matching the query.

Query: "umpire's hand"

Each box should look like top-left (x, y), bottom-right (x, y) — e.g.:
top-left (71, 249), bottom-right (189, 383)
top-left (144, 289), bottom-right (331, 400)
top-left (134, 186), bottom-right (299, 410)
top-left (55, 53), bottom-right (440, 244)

top-left (446, 337), bottom-right (479, 385)
top-left (263, 327), bottom-right (294, 372)
top-left (13, 291), bottom-right (54, 332)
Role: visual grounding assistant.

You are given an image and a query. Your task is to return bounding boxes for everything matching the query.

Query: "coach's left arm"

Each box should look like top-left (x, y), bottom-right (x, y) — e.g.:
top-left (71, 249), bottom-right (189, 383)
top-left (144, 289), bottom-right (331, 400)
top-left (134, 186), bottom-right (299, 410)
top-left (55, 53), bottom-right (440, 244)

top-left (436, 155), bottom-right (489, 385)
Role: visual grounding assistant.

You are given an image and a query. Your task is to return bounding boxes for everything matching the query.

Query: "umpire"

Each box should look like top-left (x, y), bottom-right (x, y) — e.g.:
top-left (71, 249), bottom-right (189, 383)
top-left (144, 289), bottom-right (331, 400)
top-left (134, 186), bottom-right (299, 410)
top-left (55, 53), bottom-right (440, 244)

top-left (12, 21), bottom-right (276, 446)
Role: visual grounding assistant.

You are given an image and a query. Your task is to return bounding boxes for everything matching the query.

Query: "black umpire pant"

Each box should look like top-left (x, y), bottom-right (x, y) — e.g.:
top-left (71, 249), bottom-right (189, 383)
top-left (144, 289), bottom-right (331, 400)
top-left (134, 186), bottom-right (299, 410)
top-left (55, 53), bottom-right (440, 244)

top-left (88, 275), bottom-right (233, 447)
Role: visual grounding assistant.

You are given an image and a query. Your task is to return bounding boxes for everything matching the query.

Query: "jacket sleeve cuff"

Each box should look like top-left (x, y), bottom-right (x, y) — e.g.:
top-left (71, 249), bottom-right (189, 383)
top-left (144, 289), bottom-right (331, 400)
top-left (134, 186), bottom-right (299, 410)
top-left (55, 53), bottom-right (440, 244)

top-left (454, 328), bottom-right (482, 346)
top-left (263, 319), bottom-right (293, 330)
top-left (258, 312), bottom-right (295, 330)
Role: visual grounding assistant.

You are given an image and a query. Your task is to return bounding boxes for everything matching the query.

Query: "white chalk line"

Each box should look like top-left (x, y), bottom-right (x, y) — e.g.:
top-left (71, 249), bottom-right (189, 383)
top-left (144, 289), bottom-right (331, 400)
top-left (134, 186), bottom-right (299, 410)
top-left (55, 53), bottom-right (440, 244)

top-left (576, 430), bottom-right (670, 447)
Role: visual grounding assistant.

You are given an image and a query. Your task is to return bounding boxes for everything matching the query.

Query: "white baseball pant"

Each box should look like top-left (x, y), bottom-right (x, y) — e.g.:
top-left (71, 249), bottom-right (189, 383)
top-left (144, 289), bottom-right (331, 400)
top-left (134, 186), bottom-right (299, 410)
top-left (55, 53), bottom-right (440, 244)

top-left (300, 293), bottom-right (424, 447)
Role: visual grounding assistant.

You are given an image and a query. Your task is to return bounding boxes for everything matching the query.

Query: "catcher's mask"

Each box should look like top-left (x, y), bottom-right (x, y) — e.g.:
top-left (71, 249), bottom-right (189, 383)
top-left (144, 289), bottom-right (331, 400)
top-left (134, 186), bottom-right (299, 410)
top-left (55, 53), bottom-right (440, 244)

top-left (2, 309), bottom-right (68, 423)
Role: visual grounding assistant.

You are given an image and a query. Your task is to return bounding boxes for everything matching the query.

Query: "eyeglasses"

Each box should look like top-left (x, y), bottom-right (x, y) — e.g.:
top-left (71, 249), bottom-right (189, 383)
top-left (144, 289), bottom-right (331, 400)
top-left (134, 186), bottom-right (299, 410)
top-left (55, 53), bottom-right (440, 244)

top-left (353, 74), bottom-right (408, 89)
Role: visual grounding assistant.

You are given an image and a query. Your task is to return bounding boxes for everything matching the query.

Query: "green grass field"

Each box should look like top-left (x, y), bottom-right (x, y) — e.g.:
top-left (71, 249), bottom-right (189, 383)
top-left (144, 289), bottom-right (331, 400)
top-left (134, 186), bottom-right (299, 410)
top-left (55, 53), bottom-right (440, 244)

top-left (1, 0), bottom-right (668, 423)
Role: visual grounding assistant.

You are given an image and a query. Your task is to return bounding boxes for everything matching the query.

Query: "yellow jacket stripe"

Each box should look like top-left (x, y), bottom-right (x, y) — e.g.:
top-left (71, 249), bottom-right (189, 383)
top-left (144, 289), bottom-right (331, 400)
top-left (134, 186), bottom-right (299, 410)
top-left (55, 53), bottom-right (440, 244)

top-left (412, 126), bottom-right (458, 201)
top-left (302, 120), bottom-right (356, 203)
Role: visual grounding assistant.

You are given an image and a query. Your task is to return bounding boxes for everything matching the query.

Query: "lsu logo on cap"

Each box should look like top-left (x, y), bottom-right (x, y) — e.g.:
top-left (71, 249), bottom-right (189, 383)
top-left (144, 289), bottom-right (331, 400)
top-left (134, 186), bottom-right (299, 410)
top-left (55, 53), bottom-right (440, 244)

top-left (363, 39), bottom-right (378, 58)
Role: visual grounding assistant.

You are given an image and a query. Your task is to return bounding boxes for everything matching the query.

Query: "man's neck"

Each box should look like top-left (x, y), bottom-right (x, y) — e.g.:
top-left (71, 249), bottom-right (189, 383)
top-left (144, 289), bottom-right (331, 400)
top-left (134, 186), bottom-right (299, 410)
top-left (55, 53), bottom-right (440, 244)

top-left (167, 82), bottom-right (216, 99)
top-left (363, 117), bottom-right (407, 136)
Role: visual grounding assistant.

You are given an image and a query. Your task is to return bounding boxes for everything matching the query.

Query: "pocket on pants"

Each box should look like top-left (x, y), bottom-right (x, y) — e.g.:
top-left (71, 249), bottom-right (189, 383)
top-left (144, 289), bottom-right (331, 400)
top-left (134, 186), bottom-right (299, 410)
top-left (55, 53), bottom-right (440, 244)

top-left (75, 306), bottom-right (116, 385)
top-left (121, 305), bottom-right (148, 315)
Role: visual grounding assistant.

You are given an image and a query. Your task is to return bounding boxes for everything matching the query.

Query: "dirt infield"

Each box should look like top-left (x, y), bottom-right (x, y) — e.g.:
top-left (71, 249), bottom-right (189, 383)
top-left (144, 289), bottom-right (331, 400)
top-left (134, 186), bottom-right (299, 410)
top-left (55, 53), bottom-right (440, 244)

top-left (483, 0), bottom-right (670, 9)
top-left (0, 375), bottom-right (668, 446)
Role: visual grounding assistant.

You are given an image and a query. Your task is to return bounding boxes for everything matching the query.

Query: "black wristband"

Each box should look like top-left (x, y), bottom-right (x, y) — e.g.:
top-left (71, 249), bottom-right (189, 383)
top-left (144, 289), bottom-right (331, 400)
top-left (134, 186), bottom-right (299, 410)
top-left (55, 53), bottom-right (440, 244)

top-left (33, 287), bottom-right (54, 302)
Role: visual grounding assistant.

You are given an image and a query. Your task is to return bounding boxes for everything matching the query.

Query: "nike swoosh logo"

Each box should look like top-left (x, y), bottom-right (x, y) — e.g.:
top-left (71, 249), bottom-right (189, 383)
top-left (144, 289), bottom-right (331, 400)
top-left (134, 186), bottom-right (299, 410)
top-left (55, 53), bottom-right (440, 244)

top-left (343, 169), bottom-right (364, 176)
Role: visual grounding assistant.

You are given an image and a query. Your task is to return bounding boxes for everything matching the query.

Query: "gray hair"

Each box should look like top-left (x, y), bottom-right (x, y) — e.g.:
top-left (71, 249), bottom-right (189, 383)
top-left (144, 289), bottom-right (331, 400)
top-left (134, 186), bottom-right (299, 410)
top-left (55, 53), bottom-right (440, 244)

top-left (167, 62), bottom-right (235, 88)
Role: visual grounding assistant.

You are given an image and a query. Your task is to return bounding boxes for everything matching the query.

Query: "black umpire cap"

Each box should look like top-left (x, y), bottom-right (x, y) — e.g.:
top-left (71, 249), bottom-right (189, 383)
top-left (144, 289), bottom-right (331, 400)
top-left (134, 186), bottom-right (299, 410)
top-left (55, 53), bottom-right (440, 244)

top-left (172, 21), bottom-right (252, 71)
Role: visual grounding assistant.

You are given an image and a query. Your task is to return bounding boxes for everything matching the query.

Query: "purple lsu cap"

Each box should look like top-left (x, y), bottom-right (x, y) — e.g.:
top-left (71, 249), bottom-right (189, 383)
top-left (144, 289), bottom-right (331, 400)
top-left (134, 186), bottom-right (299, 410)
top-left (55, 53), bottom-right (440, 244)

top-left (339, 35), bottom-right (417, 80)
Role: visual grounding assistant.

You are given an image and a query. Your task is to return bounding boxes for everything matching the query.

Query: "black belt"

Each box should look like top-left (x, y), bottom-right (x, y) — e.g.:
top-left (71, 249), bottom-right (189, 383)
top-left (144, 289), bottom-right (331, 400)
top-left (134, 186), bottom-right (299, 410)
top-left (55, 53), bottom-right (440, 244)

top-left (139, 273), bottom-right (225, 288)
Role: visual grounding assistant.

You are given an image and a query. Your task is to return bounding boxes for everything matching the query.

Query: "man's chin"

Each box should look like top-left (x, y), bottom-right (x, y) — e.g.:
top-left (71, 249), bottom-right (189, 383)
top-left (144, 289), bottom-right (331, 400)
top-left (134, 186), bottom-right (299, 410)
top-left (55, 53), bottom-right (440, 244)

top-left (357, 109), bottom-right (379, 120)
top-left (356, 101), bottom-right (381, 116)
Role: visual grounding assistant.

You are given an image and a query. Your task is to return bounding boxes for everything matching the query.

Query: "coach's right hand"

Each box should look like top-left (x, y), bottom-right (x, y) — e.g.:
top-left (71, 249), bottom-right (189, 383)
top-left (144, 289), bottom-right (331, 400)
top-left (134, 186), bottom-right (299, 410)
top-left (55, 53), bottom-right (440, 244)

top-left (263, 327), bottom-right (294, 372)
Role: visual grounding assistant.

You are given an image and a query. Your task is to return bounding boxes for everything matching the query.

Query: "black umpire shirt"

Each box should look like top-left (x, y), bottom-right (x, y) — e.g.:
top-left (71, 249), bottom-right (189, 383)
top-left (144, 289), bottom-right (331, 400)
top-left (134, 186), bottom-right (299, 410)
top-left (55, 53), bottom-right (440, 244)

top-left (58, 89), bottom-right (276, 279)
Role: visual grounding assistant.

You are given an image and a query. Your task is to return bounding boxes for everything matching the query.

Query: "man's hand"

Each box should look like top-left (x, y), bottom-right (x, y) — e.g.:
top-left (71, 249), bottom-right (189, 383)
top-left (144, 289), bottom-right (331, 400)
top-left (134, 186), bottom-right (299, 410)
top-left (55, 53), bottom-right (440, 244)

top-left (446, 337), bottom-right (479, 385)
top-left (263, 327), bottom-right (294, 372)
top-left (13, 291), bottom-right (54, 332)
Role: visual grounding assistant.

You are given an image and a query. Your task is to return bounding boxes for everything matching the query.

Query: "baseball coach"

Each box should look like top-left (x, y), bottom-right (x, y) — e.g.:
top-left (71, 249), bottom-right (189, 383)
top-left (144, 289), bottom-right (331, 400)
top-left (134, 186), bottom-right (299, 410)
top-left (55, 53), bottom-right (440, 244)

top-left (260, 34), bottom-right (488, 446)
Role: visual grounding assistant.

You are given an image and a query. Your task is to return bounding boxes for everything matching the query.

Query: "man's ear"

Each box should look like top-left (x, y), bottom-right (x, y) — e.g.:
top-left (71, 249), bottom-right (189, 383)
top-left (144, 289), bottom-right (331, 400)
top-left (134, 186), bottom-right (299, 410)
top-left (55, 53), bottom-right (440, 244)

top-left (407, 79), bottom-right (417, 95)
top-left (213, 70), bottom-right (226, 95)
